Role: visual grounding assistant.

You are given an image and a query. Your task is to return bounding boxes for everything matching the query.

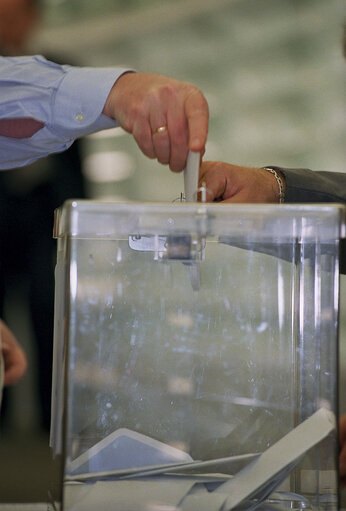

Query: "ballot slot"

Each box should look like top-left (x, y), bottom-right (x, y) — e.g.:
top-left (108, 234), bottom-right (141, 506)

top-left (51, 200), bottom-right (344, 510)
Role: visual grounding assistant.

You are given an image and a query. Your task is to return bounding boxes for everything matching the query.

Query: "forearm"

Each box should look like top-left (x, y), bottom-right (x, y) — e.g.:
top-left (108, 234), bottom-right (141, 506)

top-left (0, 55), bottom-right (131, 169)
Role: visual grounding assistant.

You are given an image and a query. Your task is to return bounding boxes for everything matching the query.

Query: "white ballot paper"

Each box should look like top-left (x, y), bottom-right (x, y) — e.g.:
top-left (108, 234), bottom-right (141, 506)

top-left (65, 478), bottom-right (197, 511)
top-left (64, 408), bottom-right (335, 511)
top-left (67, 428), bottom-right (193, 476)
top-left (216, 407), bottom-right (335, 509)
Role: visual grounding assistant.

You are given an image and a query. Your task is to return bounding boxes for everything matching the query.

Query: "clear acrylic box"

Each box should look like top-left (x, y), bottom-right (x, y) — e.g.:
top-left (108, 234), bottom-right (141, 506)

top-left (51, 200), bottom-right (345, 510)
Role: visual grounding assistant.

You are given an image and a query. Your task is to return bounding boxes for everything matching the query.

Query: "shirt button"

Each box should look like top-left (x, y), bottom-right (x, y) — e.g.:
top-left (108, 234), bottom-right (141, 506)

top-left (75, 112), bottom-right (84, 122)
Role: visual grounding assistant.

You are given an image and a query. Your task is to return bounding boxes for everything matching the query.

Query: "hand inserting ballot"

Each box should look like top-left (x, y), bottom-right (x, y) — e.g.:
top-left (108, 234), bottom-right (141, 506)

top-left (103, 72), bottom-right (209, 173)
top-left (198, 161), bottom-right (285, 203)
top-left (0, 57), bottom-right (209, 172)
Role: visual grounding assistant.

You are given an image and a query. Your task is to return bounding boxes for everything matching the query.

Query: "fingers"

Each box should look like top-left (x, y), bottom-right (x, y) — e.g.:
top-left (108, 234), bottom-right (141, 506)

top-left (107, 73), bottom-right (209, 173)
top-left (166, 93), bottom-right (188, 172)
top-left (2, 343), bottom-right (27, 386)
top-left (1, 320), bottom-right (27, 386)
top-left (199, 161), bottom-right (232, 202)
top-left (339, 415), bottom-right (346, 487)
top-left (149, 93), bottom-right (171, 166)
top-left (166, 86), bottom-right (208, 172)
top-left (152, 126), bottom-right (171, 166)
top-left (135, 81), bottom-right (206, 172)
top-left (132, 121), bottom-right (156, 160)
top-left (148, 81), bottom-right (207, 172)
top-left (340, 414), bottom-right (346, 442)
top-left (340, 446), bottom-right (346, 488)
top-left (184, 88), bottom-right (209, 153)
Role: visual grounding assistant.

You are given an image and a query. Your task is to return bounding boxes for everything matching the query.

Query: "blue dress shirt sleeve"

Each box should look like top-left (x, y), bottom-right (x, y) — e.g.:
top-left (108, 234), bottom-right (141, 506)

top-left (0, 55), bottom-right (132, 169)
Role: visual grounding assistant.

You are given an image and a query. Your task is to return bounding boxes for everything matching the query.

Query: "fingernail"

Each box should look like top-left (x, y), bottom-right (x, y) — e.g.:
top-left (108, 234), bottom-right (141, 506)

top-left (190, 138), bottom-right (201, 150)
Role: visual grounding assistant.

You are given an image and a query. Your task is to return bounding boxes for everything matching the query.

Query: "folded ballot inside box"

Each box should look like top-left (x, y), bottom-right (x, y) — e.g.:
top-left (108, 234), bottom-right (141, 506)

top-left (51, 201), bottom-right (344, 510)
top-left (67, 428), bottom-right (193, 476)
top-left (63, 408), bottom-right (335, 510)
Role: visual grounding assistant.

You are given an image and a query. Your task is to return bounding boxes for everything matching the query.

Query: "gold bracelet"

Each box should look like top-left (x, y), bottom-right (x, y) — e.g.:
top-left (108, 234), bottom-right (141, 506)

top-left (263, 167), bottom-right (285, 203)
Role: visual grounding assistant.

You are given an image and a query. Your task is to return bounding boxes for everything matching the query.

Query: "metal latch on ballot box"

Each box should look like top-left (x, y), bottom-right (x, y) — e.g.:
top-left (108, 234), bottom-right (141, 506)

top-left (128, 232), bottom-right (205, 292)
top-left (128, 234), bottom-right (205, 262)
top-left (128, 151), bottom-right (206, 291)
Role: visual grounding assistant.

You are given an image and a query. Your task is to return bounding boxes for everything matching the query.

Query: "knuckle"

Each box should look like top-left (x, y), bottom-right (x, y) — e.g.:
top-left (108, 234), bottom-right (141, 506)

top-left (163, 83), bottom-right (179, 98)
top-left (154, 83), bottom-right (178, 103)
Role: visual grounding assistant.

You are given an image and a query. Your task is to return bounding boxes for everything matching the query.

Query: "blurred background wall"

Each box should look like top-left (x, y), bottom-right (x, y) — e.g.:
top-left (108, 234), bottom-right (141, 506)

top-left (31, 0), bottom-right (345, 201)
top-left (0, 0), bottom-right (345, 503)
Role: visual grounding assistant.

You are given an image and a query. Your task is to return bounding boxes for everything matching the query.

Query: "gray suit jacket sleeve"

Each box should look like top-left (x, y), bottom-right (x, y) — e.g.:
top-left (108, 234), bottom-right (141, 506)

top-left (271, 167), bottom-right (346, 203)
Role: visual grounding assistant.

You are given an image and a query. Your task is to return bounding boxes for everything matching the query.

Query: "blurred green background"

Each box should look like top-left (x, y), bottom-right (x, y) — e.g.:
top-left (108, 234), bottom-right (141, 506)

top-left (32, 0), bottom-right (345, 201)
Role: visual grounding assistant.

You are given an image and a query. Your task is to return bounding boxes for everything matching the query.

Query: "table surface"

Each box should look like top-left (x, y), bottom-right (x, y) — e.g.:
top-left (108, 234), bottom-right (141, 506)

top-left (0, 505), bottom-right (55, 511)
top-left (1, 506), bottom-right (346, 511)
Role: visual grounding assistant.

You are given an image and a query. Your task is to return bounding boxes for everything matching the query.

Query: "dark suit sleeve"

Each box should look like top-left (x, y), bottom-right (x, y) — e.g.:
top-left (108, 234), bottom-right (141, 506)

top-left (273, 167), bottom-right (346, 203)
top-left (269, 167), bottom-right (346, 273)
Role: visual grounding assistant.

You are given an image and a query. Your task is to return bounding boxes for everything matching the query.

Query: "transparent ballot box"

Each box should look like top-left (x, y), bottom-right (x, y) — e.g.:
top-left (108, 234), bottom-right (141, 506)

top-left (51, 200), bottom-right (344, 510)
